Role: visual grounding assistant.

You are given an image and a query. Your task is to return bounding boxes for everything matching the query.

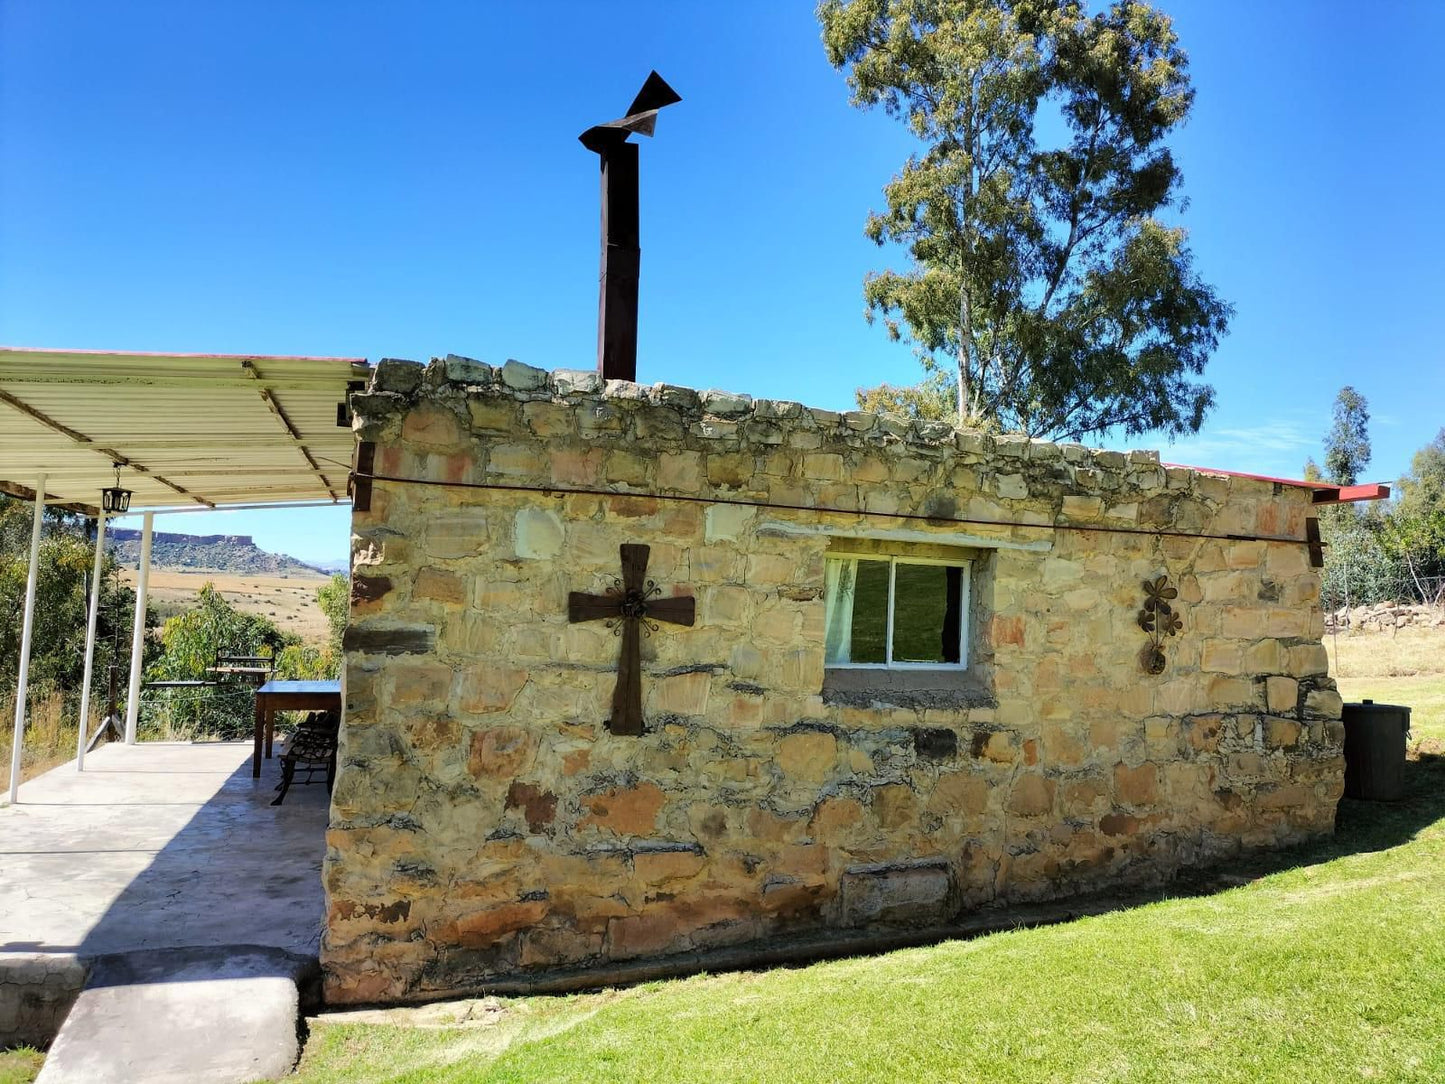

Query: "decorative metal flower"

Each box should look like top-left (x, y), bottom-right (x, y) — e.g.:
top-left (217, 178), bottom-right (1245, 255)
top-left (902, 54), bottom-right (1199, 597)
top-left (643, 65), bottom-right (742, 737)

top-left (1137, 573), bottom-right (1184, 673)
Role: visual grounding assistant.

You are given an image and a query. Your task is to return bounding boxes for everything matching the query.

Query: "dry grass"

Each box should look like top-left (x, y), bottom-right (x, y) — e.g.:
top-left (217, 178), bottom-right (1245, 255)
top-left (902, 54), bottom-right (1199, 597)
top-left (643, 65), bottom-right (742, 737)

top-left (1324, 624), bottom-right (1445, 679)
top-left (117, 568), bottom-right (331, 643)
top-left (0, 692), bottom-right (80, 796)
top-left (1327, 625), bottom-right (1445, 748)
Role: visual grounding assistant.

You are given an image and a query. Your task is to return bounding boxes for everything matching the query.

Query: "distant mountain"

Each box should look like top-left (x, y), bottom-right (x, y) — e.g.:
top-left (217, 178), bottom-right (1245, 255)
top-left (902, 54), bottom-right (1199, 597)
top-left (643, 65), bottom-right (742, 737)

top-left (107, 529), bottom-right (331, 577)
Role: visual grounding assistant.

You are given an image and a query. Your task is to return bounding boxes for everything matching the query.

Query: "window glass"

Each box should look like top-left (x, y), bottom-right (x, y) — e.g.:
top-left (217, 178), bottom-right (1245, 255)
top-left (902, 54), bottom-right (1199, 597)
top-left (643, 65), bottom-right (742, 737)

top-left (823, 557), bottom-right (888, 664)
top-left (824, 554), bottom-right (969, 668)
top-left (892, 563), bottom-right (960, 663)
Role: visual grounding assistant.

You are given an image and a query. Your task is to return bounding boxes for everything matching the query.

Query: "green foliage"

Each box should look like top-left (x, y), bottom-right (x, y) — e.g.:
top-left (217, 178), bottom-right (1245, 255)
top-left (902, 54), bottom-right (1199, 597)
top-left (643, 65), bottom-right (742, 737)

top-left (1381, 429), bottom-right (1445, 601)
top-left (317, 573), bottom-right (349, 655)
top-left (142, 583), bottom-right (289, 739)
top-left (821, 0), bottom-right (1230, 438)
top-left (275, 642), bottom-right (338, 681)
top-left (1318, 506), bottom-right (1409, 611)
top-left (1323, 385), bottom-right (1371, 486)
top-left (0, 495), bottom-right (139, 707)
top-left (854, 369), bottom-right (956, 420)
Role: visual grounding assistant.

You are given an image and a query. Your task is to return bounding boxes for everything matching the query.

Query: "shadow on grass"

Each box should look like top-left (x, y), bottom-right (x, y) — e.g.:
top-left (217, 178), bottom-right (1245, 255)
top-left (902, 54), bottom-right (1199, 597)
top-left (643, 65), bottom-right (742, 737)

top-left (1172, 748), bottom-right (1445, 896)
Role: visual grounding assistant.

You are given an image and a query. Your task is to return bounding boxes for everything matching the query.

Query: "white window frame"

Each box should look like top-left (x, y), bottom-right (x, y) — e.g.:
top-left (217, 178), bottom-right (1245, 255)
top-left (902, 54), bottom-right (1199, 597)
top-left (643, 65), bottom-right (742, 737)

top-left (824, 553), bottom-right (970, 670)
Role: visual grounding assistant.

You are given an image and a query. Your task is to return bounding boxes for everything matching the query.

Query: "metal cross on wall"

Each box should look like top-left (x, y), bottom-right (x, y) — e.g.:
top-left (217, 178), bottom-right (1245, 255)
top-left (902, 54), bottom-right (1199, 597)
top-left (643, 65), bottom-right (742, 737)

top-left (568, 544), bottom-right (695, 736)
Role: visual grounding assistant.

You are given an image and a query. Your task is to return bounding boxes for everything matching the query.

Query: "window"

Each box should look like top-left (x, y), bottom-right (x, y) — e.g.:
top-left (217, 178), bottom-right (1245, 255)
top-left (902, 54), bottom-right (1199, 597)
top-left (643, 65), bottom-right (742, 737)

top-left (824, 554), bottom-right (970, 669)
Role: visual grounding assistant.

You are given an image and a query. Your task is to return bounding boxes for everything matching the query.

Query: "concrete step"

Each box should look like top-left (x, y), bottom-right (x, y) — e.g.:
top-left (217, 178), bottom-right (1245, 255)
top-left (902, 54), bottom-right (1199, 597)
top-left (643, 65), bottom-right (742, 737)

top-left (37, 946), bottom-right (319, 1084)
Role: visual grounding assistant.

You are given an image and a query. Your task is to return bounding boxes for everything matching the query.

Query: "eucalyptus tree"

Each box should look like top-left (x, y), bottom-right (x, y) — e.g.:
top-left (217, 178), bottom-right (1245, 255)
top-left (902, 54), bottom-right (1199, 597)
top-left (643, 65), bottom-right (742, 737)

top-left (1323, 385), bottom-right (1371, 486)
top-left (820, 0), bottom-right (1230, 439)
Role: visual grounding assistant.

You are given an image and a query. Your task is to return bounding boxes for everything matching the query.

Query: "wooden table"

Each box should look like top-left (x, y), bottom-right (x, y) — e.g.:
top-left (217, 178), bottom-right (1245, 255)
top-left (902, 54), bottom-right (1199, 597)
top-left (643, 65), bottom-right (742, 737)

top-left (252, 679), bottom-right (341, 778)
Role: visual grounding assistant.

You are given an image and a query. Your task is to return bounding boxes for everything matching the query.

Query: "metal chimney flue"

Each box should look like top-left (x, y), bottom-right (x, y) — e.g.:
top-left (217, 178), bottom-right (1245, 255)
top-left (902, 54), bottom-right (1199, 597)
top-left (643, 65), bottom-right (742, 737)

top-left (579, 72), bottom-right (682, 382)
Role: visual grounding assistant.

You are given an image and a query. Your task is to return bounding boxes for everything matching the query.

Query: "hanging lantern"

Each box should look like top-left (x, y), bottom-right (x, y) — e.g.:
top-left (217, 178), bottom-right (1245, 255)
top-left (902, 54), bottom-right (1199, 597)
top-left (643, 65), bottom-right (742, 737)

top-left (101, 463), bottom-right (132, 515)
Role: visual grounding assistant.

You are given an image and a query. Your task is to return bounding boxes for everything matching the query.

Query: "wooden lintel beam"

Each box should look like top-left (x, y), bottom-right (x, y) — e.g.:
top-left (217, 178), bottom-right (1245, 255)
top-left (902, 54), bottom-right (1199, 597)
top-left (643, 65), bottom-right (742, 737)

top-left (0, 478), bottom-right (99, 516)
top-left (242, 361), bottom-right (340, 500)
top-left (0, 387), bottom-right (211, 507)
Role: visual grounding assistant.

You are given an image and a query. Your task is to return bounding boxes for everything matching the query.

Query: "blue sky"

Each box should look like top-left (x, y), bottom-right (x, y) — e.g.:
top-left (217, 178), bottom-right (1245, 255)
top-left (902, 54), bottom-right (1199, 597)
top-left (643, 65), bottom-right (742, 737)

top-left (3, 1), bottom-right (1442, 565)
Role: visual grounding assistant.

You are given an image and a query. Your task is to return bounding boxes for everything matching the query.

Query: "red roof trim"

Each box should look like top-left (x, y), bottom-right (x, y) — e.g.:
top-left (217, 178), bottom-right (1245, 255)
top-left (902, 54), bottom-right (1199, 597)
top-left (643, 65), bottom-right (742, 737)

top-left (1313, 483), bottom-right (1391, 505)
top-left (1163, 462), bottom-right (1390, 504)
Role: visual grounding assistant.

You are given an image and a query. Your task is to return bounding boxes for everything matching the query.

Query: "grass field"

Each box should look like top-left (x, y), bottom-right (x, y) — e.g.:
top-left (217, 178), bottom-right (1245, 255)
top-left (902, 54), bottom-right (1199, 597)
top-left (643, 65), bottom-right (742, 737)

top-left (1329, 626), bottom-right (1445, 746)
top-left (8, 626), bottom-right (1443, 1083)
top-left (117, 568), bottom-right (331, 642)
top-left (287, 628), bottom-right (1445, 1084)
top-left (290, 745), bottom-right (1445, 1083)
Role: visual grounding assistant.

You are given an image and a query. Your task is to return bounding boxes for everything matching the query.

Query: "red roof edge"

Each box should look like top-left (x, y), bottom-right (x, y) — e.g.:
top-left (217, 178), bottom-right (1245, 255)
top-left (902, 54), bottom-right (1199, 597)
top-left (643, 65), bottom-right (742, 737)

top-left (1162, 463), bottom-right (1390, 505)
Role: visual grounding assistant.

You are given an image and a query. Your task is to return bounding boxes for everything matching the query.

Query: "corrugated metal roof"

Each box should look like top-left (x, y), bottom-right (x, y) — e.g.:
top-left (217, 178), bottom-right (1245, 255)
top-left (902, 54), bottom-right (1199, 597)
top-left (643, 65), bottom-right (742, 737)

top-left (0, 347), bottom-right (370, 513)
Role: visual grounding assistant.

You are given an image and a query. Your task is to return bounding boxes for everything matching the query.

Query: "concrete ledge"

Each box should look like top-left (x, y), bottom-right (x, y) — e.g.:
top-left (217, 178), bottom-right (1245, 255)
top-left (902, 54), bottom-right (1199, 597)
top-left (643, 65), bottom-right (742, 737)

top-left (0, 953), bottom-right (89, 1049)
top-left (37, 946), bottom-right (321, 1084)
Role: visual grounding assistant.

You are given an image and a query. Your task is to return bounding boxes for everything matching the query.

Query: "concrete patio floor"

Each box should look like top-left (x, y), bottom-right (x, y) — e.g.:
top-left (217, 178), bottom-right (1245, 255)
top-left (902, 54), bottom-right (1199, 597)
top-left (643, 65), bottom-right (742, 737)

top-left (0, 740), bottom-right (328, 959)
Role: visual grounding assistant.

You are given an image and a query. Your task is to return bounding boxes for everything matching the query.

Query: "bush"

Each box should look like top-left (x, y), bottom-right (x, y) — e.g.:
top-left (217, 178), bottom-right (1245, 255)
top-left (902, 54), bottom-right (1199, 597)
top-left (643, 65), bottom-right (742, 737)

top-left (141, 584), bottom-right (289, 739)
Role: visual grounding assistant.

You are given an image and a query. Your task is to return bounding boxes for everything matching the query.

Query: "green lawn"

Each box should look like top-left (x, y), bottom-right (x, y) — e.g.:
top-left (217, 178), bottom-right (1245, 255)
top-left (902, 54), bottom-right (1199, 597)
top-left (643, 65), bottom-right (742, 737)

top-left (0, 1048), bottom-right (43, 1084)
top-left (10, 675), bottom-right (1442, 1084)
top-left (293, 691), bottom-right (1445, 1084)
top-left (1337, 673), bottom-right (1445, 747)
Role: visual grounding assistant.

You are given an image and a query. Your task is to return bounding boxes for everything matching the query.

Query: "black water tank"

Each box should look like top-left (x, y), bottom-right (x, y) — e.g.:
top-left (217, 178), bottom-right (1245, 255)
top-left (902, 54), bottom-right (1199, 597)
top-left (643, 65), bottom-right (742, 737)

top-left (1342, 699), bottom-right (1411, 802)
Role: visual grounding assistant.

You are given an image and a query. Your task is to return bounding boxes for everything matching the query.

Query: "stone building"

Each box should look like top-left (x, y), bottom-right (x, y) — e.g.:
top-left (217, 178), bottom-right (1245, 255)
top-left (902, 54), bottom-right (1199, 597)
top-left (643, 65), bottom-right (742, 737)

top-left (322, 355), bottom-right (1346, 1004)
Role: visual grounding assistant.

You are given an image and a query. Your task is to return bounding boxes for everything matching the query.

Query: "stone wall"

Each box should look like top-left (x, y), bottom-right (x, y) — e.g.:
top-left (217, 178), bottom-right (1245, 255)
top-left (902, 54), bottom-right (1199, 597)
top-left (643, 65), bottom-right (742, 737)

top-left (322, 355), bottom-right (1344, 1004)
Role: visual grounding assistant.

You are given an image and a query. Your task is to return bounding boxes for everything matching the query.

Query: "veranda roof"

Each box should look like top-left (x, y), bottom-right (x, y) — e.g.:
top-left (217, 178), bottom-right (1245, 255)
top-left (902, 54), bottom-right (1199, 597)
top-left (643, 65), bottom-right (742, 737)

top-left (0, 347), bottom-right (370, 513)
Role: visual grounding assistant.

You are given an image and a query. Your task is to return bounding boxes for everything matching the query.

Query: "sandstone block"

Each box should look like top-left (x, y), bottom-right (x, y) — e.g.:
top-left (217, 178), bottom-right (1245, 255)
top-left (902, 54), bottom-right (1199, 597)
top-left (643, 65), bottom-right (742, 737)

top-left (838, 862), bottom-right (952, 926)
top-left (392, 662), bottom-right (453, 706)
top-left (652, 671), bottom-right (711, 716)
top-left (1114, 762), bottom-right (1159, 806)
top-left (505, 781), bottom-right (558, 832)
top-left (706, 453), bottom-right (753, 488)
top-left (633, 849), bottom-right (705, 885)
top-left (658, 451), bottom-right (703, 489)
top-left (809, 796), bottom-right (863, 837)
top-left (1008, 774), bottom-right (1055, 816)
top-left (513, 507), bottom-right (563, 559)
top-left (872, 784), bottom-right (918, 829)
top-left (1305, 688), bottom-right (1344, 720)
top-left (1264, 717), bottom-right (1302, 748)
top-left (927, 771), bottom-right (989, 816)
top-left (1266, 676), bottom-right (1300, 714)
top-left (402, 404), bottom-right (463, 449)
top-left (500, 359), bottom-right (548, 391)
top-left (415, 567), bottom-right (465, 605)
top-left (458, 668), bottom-right (528, 714)
top-left (778, 731), bottom-right (838, 783)
top-left (1061, 495), bottom-right (1103, 519)
top-left (467, 725), bottom-right (535, 778)
top-left (704, 504), bottom-right (754, 542)
top-left (579, 782), bottom-right (667, 836)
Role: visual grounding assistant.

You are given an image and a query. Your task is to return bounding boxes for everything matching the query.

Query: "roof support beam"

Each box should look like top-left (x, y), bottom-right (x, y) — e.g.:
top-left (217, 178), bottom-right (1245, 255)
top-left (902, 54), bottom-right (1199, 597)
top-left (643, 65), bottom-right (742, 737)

top-left (123, 512), bottom-right (154, 746)
top-left (0, 388), bottom-right (212, 507)
top-left (1311, 483), bottom-right (1392, 505)
top-left (8, 475), bottom-right (46, 804)
top-left (241, 361), bottom-right (339, 500)
top-left (76, 507), bottom-right (108, 771)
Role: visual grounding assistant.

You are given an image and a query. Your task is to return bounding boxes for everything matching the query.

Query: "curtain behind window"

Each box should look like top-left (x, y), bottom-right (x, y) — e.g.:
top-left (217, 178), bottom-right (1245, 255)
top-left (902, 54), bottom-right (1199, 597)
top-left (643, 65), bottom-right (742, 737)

top-left (823, 558), bottom-right (858, 664)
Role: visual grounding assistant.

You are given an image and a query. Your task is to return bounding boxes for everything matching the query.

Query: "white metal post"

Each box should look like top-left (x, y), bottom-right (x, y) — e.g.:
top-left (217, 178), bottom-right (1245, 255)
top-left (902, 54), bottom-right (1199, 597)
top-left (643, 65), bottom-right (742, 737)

top-left (7, 475), bottom-right (47, 805)
top-left (76, 508), bottom-right (108, 771)
top-left (123, 511), bottom-right (153, 745)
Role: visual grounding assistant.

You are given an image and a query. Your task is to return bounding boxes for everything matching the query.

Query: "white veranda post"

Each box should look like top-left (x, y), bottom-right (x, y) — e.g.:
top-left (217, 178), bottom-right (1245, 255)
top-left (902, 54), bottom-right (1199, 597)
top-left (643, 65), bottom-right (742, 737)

top-left (123, 511), bottom-right (154, 746)
top-left (7, 475), bottom-right (47, 805)
top-left (75, 508), bottom-right (108, 771)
